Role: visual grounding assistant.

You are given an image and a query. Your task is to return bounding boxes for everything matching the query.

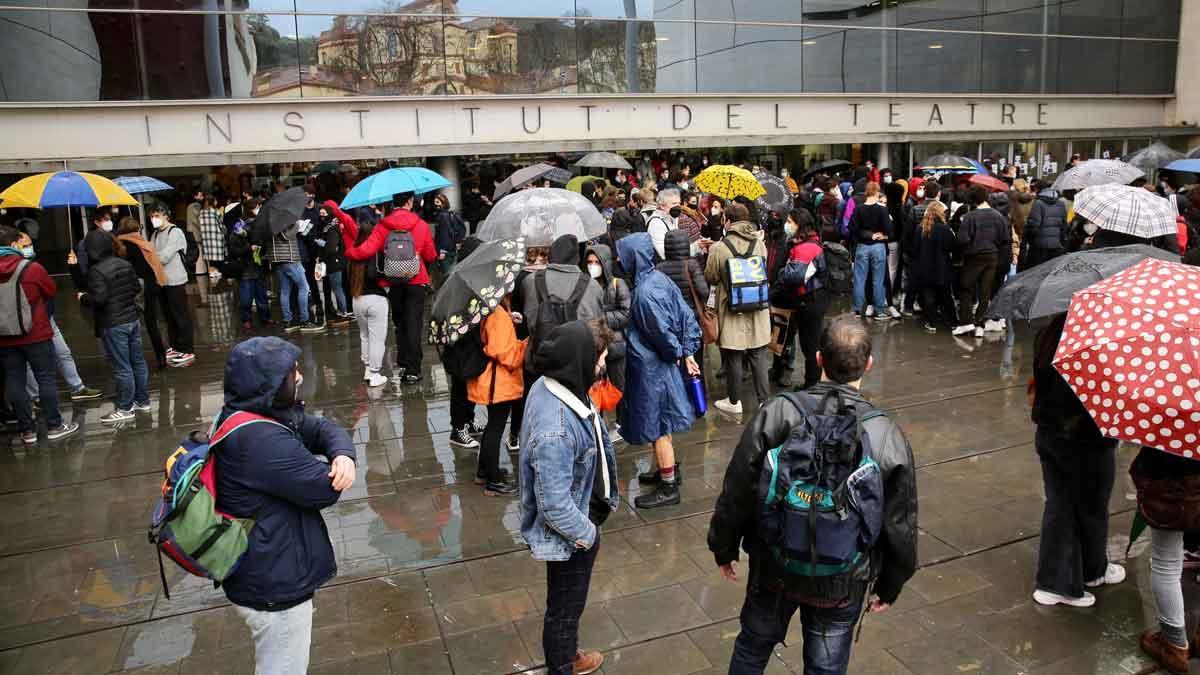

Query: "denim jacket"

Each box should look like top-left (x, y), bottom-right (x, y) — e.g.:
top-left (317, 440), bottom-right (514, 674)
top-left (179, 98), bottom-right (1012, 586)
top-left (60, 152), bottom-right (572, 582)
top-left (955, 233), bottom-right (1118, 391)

top-left (518, 378), bottom-right (620, 562)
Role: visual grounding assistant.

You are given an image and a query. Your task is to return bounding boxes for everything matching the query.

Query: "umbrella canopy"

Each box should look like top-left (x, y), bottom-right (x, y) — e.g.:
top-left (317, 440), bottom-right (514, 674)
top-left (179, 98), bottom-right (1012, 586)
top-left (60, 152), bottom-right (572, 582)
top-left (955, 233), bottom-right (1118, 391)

top-left (753, 171), bottom-right (793, 223)
top-left (0, 171), bottom-right (138, 208)
top-left (919, 154), bottom-right (976, 171)
top-left (1053, 258), bottom-right (1200, 458)
top-left (429, 238), bottom-right (527, 345)
top-left (566, 175), bottom-right (606, 193)
top-left (968, 174), bottom-right (1010, 193)
top-left (476, 188), bottom-right (607, 247)
top-left (256, 187), bottom-right (310, 235)
top-left (801, 159), bottom-right (851, 181)
top-left (1165, 158), bottom-right (1200, 174)
top-left (967, 159), bottom-right (989, 175)
top-left (311, 161), bottom-right (341, 174)
top-left (694, 165), bottom-right (766, 200)
top-left (340, 167), bottom-right (452, 210)
top-left (493, 163), bottom-right (572, 200)
top-left (574, 152), bottom-right (632, 171)
top-left (986, 244), bottom-right (1180, 322)
top-left (1074, 183), bottom-right (1177, 239)
top-left (1125, 142), bottom-right (1184, 173)
top-left (1051, 159), bottom-right (1144, 191)
top-left (113, 176), bottom-right (173, 195)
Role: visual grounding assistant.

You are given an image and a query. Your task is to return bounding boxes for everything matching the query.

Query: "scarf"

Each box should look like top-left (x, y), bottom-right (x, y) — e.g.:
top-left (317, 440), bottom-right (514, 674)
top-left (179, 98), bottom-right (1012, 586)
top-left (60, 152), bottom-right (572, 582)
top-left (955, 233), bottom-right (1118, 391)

top-left (116, 233), bottom-right (168, 285)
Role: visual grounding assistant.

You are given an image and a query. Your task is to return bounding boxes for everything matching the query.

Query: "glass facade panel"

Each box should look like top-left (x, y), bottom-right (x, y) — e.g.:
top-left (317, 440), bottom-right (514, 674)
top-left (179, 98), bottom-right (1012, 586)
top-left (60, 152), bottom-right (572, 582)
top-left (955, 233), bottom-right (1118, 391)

top-left (1070, 138), bottom-right (1098, 161)
top-left (801, 27), bottom-right (894, 94)
top-left (694, 23), bottom-right (802, 94)
top-left (896, 30), bottom-right (980, 93)
top-left (1052, 0), bottom-right (1123, 37)
top-left (458, 17), bottom-right (577, 95)
top-left (1099, 138), bottom-right (1122, 160)
top-left (983, 0), bottom-right (1048, 34)
top-left (574, 0), bottom-right (672, 21)
top-left (577, 19), bottom-right (658, 94)
top-left (1041, 140), bottom-right (1069, 178)
top-left (1121, 0), bottom-right (1181, 39)
top-left (981, 142), bottom-right (1009, 172)
top-left (694, 0), bottom-right (802, 23)
top-left (1012, 141), bottom-right (1039, 177)
top-left (1118, 41), bottom-right (1177, 95)
top-left (293, 13), bottom-right (447, 97)
top-left (1052, 37), bottom-right (1118, 94)
top-left (451, 0), bottom-right (574, 19)
top-left (981, 34), bottom-right (1046, 93)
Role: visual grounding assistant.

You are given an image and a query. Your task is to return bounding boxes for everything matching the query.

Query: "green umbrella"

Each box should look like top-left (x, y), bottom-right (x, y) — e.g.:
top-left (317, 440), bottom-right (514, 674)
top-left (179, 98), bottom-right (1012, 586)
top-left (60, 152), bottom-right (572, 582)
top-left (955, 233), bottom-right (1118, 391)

top-left (566, 175), bottom-right (606, 193)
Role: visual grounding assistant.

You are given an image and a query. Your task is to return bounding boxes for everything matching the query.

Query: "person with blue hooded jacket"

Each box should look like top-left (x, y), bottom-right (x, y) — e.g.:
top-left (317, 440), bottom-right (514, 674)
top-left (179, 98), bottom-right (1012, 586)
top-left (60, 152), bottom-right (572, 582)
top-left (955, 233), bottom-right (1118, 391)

top-left (616, 232), bottom-right (701, 509)
top-left (214, 336), bottom-right (356, 675)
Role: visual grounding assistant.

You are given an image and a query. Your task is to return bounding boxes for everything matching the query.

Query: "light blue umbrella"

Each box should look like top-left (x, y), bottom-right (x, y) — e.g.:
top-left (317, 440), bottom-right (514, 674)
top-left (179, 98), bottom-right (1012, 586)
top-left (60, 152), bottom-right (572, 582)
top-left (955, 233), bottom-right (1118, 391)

top-left (113, 175), bottom-right (173, 195)
top-left (1164, 158), bottom-right (1200, 173)
top-left (340, 167), bottom-right (451, 210)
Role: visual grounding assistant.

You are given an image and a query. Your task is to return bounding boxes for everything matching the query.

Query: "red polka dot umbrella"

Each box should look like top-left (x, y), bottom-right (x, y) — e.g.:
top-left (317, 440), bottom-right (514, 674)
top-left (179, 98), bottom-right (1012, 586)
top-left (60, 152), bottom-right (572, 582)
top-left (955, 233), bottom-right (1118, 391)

top-left (1054, 257), bottom-right (1200, 458)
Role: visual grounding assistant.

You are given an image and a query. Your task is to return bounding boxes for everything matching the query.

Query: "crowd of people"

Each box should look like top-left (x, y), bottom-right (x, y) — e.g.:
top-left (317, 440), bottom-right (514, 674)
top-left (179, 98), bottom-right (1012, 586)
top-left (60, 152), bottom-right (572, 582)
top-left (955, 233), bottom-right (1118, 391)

top-left (5, 147), bottom-right (1200, 675)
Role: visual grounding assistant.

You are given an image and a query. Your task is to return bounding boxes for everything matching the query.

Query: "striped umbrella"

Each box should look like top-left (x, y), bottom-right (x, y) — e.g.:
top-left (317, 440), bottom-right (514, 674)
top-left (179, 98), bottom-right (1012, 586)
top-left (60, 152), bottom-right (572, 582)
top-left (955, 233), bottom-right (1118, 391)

top-left (114, 175), bottom-right (173, 195)
top-left (1074, 184), bottom-right (1177, 239)
top-left (0, 171), bottom-right (138, 208)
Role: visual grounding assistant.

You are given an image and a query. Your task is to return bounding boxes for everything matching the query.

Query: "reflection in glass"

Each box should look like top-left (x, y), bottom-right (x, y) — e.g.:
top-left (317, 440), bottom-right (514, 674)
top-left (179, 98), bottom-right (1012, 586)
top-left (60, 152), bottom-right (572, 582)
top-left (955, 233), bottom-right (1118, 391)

top-left (452, 0), bottom-right (573, 19)
top-left (1041, 140), bottom-right (1068, 178)
top-left (1121, 0), bottom-right (1181, 39)
top-left (693, 23), bottom-right (801, 94)
top-left (1052, 0), bottom-right (1122, 36)
top-left (575, 0), bottom-right (675, 21)
top-left (982, 34), bottom-right (1043, 93)
top-left (1099, 138), bottom-right (1122, 161)
top-left (896, 30), bottom-right (979, 93)
top-left (577, 19), bottom-right (657, 94)
top-left (1012, 141), bottom-right (1039, 177)
top-left (981, 142), bottom-right (1009, 172)
top-left (1118, 40), bottom-right (1176, 95)
top-left (694, 0), bottom-right (802, 23)
top-left (801, 27), bottom-right (893, 93)
top-left (1070, 139), bottom-right (1098, 161)
top-left (457, 17), bottom-right (577, 94)
top-left (983, 0), bottom-right (1049, 34)
top-left (892, 0), bottom-right (982, 32)
top-left (1053, 37), bottom-right (1117, 94)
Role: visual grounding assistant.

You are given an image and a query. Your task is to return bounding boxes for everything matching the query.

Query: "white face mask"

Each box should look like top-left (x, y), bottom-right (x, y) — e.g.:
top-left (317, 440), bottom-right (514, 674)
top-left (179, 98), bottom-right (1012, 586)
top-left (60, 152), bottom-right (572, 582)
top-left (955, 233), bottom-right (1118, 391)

top-left (99, 220), bottom-right (113, 232)
top-left (151, 216), bottom-right (165, 229)
top-left (916, 189), bottom-right (925, 199)
top-left (784, 222), bottom-right (797, 238)
top-left (883, 175), bottom-right (893, 184)
top-left (1083, 222), bottom-right (1098, 235)
top-left (780, 170), bottom-right (789, 178)
top-left (588, 263), bottom-right (603, 279)
top-left (711, 206), bottom-right (721, 216)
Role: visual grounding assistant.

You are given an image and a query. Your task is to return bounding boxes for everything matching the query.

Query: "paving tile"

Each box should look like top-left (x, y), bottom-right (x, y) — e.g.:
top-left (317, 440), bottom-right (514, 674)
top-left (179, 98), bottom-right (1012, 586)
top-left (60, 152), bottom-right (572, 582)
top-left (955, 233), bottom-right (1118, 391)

top-left (387, 637), bottom-right (453, 675)
top-left (114, 608), bottom-right (225, 670)
top-left (904, 558), bottom-right (994, 605)
top-left (345, 572), bottom-right (430, 623)
top-left (13, 626), bottom-right (125, 674)
top-left (604, 586), bottom-right (711, 642)
top-left (680, 566), bottom-right (748, 622)
top-left (888, 626), bottom-right (1026, 675)
top-left (599, 633), bottom-right (712, 675)
top-left (309, 651), bottom-right (392, 675)
top-left (436, 588), bottom-right (539, 636)
top-left (513, 605), bottom-right (627, 665)
top-left (608, 553), bottom-right (705, 597)
top-left (444, 622), bottom-right (535, 675)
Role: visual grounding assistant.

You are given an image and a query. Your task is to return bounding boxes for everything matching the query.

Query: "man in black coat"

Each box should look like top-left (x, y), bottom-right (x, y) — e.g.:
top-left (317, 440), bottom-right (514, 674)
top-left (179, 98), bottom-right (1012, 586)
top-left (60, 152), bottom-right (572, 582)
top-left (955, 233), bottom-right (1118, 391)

top-left (707, 314), bottom-right (918, 675)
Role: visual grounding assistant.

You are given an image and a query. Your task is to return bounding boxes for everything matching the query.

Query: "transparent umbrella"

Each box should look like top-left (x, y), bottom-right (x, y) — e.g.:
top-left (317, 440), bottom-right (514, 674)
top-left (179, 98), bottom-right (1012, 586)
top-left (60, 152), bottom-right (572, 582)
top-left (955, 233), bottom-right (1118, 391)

top-left (1051, 159), bottom-right (1144, 191)
top-left (475, 188), bottom-right (608, 247)
top-left (1125, 141), bottom-right (1184, 177)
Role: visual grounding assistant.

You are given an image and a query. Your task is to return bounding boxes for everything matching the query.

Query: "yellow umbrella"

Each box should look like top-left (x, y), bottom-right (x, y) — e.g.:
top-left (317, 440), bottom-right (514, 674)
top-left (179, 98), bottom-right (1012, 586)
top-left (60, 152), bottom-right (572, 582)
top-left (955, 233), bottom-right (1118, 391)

top-left (566, 175), bottom-right (607, 193)
top-left (694, 165), bottom-right (766, 200)
top-left (0, 170), bottom-right (138, 208)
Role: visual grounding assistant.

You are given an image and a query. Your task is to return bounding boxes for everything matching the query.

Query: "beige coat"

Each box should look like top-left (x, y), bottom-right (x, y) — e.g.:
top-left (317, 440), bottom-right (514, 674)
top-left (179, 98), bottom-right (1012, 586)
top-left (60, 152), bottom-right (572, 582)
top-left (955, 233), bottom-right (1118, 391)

top-left (704, 220), bottom-right (771, 350)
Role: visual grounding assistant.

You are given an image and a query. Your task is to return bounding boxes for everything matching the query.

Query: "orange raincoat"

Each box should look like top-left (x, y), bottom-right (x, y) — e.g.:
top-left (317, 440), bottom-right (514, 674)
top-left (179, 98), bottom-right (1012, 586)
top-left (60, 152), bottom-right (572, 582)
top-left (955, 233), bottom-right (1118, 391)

top-left (468, 305), bottom-right (527, 405)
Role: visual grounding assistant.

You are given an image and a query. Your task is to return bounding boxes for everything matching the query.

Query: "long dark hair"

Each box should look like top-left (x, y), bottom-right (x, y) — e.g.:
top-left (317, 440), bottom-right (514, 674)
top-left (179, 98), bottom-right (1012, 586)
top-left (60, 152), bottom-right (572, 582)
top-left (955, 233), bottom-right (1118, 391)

top-left (347, 218), bottom-right (376, 299)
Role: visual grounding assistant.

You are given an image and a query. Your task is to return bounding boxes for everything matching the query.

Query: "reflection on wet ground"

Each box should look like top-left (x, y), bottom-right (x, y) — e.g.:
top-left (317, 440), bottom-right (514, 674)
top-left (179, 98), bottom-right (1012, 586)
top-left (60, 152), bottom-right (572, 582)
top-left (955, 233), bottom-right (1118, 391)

top-left (0, 284), bottom-right (1190, 674)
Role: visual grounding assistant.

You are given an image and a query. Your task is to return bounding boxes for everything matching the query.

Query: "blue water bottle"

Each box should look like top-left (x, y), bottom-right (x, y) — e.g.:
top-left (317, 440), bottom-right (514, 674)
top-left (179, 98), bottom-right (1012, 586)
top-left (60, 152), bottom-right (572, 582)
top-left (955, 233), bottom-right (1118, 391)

top-left (685, 370), bottom-right (708, 418)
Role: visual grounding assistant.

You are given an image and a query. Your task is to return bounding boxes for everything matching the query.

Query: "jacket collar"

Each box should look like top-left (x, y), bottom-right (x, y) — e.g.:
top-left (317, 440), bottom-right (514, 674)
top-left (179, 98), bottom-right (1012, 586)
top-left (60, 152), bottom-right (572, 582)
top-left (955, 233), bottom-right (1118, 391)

top-left (543, 377), bottom-right (610, 500)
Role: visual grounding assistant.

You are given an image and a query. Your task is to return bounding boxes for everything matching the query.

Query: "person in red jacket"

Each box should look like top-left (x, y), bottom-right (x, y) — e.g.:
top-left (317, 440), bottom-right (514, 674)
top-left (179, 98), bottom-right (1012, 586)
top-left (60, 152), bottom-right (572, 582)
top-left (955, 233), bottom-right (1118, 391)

top-left (0, 226), bottom-right (79, 443)
top-left (337, 192), bottom-right (437, 384)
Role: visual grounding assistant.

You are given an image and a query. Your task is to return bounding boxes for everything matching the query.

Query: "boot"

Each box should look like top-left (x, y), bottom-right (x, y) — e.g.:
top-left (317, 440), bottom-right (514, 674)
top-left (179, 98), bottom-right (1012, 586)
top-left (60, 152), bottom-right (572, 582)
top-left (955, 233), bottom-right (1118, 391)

top-left (1140, 630), bottom-right (1189, 674)
top-left (572, 650), bottom-right (604, 675)
top-left (637, 463), bottom-right (682, 486)
top-left (634, 481), bottom-right (680, 509)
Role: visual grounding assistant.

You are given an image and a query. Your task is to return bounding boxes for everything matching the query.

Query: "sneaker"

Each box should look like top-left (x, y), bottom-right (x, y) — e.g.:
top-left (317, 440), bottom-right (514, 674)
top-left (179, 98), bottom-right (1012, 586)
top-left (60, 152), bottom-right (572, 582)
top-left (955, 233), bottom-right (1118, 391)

top-left (573, 650), bottom-right (604, 675)
top-left (284, 321), bottom-right (301, 333)
top-left (887, 306), bottom-right (902, 319)
top-left (449, 426), bottom-right (480, 449)
top-left (923, 323), bottom-right (938, 333)
top-left (951, 324), bottom-right (977, 336)
top-left (1183, 550), bottom-right (1200, 569)
top-left (1140, 630), bottom-right (1190, 674)
top-left (402, 373), bottom-right (422, 385)
top-left (973, 326), bottom-right (984, 338)
top-left (714, 398), bottom-right (743, 416)
top-left (299, 321), bottom-right (325, 334)
top-left (169, 353), bottom-right (195, 367)
top-left (166, 348), bottom-right (180, 359)
top-left (474, 468), bottom-right (511, 485)
top-left (609, 427), bottom-right (623, 444)
top-left (483, 480), bottom-right (518, 497)
top-left (874, 313), bottom-right (892, 323)
top-left (635, 481), bottom-right (680, 509)
top-left (506, 435), bottom-right (520, 452)
top-left (45, 422), bottom-right (80, 441)
top-left (983, 319), bottom-right (1006, 333)
top-left (100, 409), bottom-right (135, 424)
top-left (637, 463), bottom-right (682, 486)
top-left (466, 422), bottom-right (484, 438)
top-left (131, 401), bottom-right (152, 412)
top-left (366, 373), bottom-right (389, 388)
top-left (363, 367), bottom-right (372, 382)
top-left (20, 431), bottom-right (37, 445)
top-left (1032, 589), bottom-right (1096, 607)
top-left (865, 306), bottom-right (875, 317)
top-left (70, 386), bottom-right (103, 401)
top-left (902, 308), bottom-right (916, 318)
top-left (1085, 562), bottom-right (1126, 587)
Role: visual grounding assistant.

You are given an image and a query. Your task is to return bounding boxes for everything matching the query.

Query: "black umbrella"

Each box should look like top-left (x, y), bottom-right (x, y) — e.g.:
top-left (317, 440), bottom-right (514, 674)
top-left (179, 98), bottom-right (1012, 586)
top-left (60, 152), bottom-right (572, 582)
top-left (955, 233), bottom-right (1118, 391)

top-left (753, 171), bottom-right (792, 224)
top-left (255, 187), bottom-right (310, 235)
top-left (428, 238), bottom-right (527, 345)
top-left (492, 163), bottom-right (572, 200)
top-left (801, 159), bottom-right (851, 181)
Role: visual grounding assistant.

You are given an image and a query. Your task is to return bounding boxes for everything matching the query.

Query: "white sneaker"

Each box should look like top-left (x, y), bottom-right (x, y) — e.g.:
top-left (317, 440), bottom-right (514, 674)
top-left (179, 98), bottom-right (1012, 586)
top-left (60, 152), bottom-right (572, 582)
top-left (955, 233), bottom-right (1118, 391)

top-left (1085, 563), bottom-right (1126, 588)
top-left (887, 306), bottom-right (902, 319)
top-left (1032, 589), bottom-right (1096, 607)
top-left (363, 367), bottom-right (371, 382)
top-left (715, 398), bottom-right (743, 415)
top-left (865, 306), bottom-right (876, 317)
top-left (974, 326), bottom-right (984, 338)
top-left (366, 373), bottom-right (389, 388)
top-left (100, 409), bottom-right (135, 424)
top-left (951, 324), bottom-right (976, 336)
top-left (983, 319), bottom-right (1006, 333)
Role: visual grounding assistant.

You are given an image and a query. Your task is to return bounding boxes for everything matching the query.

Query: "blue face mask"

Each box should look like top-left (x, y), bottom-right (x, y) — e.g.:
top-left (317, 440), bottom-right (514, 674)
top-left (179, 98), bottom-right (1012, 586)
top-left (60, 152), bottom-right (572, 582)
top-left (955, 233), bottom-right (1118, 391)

top-left (21, 246), bottom-right (34, 259)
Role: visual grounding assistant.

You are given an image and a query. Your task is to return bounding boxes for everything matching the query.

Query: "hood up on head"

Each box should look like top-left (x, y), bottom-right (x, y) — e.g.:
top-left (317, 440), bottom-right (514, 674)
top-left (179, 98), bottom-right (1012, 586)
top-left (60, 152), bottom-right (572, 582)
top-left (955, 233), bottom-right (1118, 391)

top-left (616, 232), bottom-right (656, 285)
top-left (532, 320), bottom-right (597, 405)
top-left (586, 243), bottom-right (614, 284)
top-left (223, 337), bottom-right (303, 417)
top-left (1038, 188), bottom-right (1061, 204)
top-left (549, 234), bottom-right (580, 266)
top-left (84, 228), bottom-right (115, 262)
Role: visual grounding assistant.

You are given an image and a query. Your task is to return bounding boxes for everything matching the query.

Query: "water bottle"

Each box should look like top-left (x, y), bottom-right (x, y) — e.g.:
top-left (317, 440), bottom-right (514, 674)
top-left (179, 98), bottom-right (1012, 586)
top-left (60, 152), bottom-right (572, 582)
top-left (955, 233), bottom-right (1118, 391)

top-left (685, 371), bottom-right (708, 418)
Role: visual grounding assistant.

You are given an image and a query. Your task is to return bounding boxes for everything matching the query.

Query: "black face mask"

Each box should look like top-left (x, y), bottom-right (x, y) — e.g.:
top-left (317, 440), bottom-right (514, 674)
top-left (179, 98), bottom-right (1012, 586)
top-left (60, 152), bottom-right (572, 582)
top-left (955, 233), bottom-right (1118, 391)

top-left (668, 206), bottom-right (682, 219)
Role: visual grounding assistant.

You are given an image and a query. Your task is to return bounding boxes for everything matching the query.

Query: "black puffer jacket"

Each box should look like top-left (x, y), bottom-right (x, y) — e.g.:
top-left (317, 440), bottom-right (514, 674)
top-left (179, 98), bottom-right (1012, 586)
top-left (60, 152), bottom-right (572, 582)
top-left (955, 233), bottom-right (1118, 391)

top-left (81, 229), bottom-right (141, 330)
top-left (1025, 189), bottom-right (1068, 251)
top-left (654, 229), bottom-right (708, 313)
top-left (609, 206), bottom-right (645, 243)
top-left (707, 383), bottom-right (918, 605)
top-left (957, 206), bottom-right (1011, 257)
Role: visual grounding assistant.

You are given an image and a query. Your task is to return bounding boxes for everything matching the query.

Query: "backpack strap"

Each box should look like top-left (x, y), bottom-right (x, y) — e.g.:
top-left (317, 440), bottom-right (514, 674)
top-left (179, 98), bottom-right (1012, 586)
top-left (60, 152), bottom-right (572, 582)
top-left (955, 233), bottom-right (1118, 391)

top-left (208, 411), bottom-right (288, 447)
top-left (534, 269), bottom-right (549, 302)
top-left (568, 273), bottom-right (591, 304)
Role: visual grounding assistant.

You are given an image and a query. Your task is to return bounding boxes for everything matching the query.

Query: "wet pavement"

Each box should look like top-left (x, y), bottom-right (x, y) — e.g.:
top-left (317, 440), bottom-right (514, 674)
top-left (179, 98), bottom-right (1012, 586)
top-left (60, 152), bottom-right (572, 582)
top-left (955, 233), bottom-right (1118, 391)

top-left (0, 281), bottom-right (1192, 674)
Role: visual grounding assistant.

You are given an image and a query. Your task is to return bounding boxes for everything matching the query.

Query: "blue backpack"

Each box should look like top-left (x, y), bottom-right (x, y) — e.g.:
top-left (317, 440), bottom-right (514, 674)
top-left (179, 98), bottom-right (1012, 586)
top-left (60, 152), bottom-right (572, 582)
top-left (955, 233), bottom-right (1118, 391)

top-left (722, 239), bottom-right (769, 313)
top-left (758, 390), bottom-right (886, 579)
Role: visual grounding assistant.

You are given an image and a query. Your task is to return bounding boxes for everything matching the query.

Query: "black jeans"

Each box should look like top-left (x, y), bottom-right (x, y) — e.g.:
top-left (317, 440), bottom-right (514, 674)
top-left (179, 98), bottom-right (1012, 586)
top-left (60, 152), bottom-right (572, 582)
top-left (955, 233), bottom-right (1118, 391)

top-left (721, 347), bottom-right (769, 406)
top-left (388, 284), bottom-right (426, 373)
top-left (786, 301), bottom-right (827, 390)
top-left (957, 253), bottom-right (998, 327)
top-left (480, 401), bottom-right (513, 482)
top-left (730, 583), bottom-right (864, 675)
top-left (544, 536), bottom-right (601, 674)
top-left (160, 284), bottom-right (194, 354)
top-left (1, 340), bottom-right (61, 431)
top-left (919, 285), bottom-right (959, 328)
top-left (141, 280), bottom-right (167, 364)
top-left (1035, 428), bottom-right (1117, 598)
top-left (509, 370), bottom-right (536, 442)
top-left (449, 375), bottom-right (475, 430)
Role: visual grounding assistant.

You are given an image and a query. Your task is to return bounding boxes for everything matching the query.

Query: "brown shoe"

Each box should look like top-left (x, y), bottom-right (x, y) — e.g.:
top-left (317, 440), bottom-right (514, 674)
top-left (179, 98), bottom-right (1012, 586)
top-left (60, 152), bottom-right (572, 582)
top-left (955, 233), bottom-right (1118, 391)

top-left (573, 650), bottom-right (604, 675)
top-left (1140, 630), bottom-right (1189, 674)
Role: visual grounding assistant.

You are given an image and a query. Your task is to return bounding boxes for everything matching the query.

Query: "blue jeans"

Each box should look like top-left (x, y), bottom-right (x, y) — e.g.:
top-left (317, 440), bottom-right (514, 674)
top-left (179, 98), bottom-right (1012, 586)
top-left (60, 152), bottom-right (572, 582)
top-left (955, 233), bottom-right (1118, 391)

top-left (2, 340), bottom-right (61, 431)
top-left (852, 243), bottom-right (888, 314)
top-left (240, 278), bottom-right (270, 323)
top-left (729, 584), bottom-right (864, 675)
top-left (275, 262), bottom-right (309, 323)
top-left (328, 270), bottom-right (348, 314)
top-left (25, 316), bottom-right (84, 399)
top-left (103, 321), bottom-right (150, 411)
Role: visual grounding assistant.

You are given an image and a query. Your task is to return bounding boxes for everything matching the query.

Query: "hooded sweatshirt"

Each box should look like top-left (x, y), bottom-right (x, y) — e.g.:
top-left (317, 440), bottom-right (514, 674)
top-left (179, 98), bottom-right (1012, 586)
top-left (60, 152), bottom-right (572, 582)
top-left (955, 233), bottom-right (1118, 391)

top-left (1025, 189), bottom-right (1068, 251)
top-left (80, 229), bottom-right (141, 330)
top-left (340, 206), bottom-right (437, 286)
top-left (520, 234), bottom-right (605, 371)
top-left (214, 337), bottom-right (356, 611)
top-left (0, 251), bottom-right (55, 347)
top-left (586, 244), bottom-right (630, 361)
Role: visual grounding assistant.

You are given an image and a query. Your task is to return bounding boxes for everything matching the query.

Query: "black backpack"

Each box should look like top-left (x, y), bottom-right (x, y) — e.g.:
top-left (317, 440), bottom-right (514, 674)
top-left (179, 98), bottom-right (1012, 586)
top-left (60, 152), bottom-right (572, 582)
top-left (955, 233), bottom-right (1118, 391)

top-left (821, 242), bottom-right (852, 295)
top-left (439, 325), bottom-right (488, 381)
top-left (181, 229), bottom-right (201, 269)
top-left (530, 271), bottom-right (591, 367)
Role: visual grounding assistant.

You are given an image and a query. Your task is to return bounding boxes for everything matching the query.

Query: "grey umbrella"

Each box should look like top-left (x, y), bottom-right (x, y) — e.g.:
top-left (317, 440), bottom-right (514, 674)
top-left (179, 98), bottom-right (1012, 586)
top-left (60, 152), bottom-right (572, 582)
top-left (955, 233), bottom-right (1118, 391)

top-left (801, 159), bottom-right (851, 181)
top-left (1125, 141), bottom-right (1184, 176)
top-left (987, 244), bottom-right (1180, 321)
top-left (492, 163), bottom-right (572, 200)
top-left (476, 188), bottom-right (608, 247)
top-left (574, 152), bottom-right (633, 171)
top-left (1051, 159), bottom-right (1144, 191)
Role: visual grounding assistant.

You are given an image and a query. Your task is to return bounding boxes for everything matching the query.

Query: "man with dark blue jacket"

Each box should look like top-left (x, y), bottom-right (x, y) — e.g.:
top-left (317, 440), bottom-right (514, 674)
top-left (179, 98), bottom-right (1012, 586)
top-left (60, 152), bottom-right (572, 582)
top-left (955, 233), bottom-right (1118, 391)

top-left (214, 336), bottom-right (356, 674)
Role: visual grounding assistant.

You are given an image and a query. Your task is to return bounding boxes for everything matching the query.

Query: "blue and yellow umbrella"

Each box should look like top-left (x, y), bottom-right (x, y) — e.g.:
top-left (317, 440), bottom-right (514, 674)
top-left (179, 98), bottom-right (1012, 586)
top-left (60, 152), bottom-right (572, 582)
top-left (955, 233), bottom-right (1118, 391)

top-left (0, 171), bottom-right (138, 209)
